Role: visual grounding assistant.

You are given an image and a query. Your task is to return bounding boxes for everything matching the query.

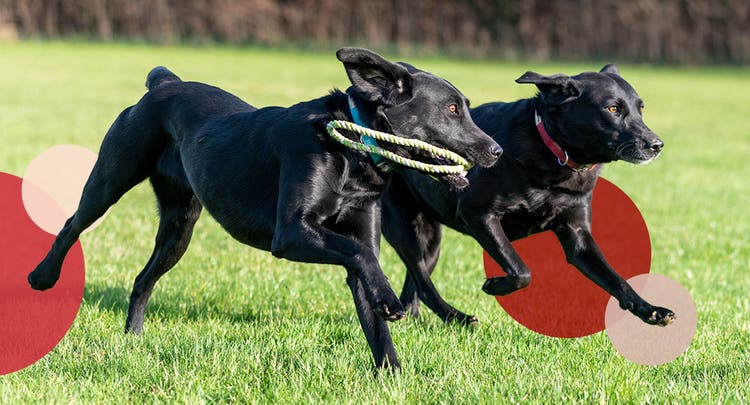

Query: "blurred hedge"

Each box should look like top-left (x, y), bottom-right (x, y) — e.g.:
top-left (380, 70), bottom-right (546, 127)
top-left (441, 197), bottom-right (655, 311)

top-left (1, 0), bottom-right (749, 63)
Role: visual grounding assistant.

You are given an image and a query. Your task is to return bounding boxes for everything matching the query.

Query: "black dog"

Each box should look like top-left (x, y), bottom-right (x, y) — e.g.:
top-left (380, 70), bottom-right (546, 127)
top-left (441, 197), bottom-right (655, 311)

top-left (28, 48), bottom-right (501, 370)
top-left (382, 64), bottom-right (675, 328)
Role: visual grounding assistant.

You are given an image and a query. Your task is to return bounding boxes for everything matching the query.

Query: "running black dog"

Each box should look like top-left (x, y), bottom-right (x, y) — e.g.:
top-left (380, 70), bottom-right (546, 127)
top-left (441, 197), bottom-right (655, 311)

top-left (382, 64), bottom-right (675, 328)
top-left (28, 48), bottom-right (501, 370)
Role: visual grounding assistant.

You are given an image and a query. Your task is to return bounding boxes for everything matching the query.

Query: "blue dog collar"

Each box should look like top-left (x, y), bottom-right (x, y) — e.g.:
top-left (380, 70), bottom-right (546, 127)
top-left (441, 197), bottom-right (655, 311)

top-left (347, 95), bottom-right (389, 169)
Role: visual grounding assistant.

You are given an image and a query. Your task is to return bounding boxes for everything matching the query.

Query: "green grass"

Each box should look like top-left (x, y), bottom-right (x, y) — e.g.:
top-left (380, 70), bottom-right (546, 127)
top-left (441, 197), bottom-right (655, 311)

top-left (1, 41), bottom-right (749, 403)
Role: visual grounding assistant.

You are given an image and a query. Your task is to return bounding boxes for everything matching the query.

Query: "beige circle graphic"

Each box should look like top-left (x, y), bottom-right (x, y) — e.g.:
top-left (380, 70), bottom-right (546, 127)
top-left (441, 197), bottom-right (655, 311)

top-left (605, 274), bottom-right (697, 365)
top-left (22, 144), bottom-right (105, 235)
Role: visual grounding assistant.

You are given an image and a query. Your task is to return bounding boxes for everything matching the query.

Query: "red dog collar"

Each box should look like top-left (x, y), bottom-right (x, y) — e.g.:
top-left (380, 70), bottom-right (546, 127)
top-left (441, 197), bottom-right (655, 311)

top-left (534, 110), bottom-right (596, 172)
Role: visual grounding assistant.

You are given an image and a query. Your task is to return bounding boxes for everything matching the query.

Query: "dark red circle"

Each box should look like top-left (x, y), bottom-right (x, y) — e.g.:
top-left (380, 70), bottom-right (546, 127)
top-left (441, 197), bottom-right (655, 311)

top-left (483, 177), bottom-right (650, 338)
top-left (0, 172), bottom-right (85, 375)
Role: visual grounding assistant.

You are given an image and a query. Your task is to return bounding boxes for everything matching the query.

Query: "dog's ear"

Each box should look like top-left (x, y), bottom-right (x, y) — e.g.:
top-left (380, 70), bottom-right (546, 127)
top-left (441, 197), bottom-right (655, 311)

top-left (396, 61), bottom-right (421, 74)
top-left (337, 48), bottom-right (413, 105)
top-left (600, 64), bottom-right (620, 76)
top-left (516, 71), bottom-right (581, 105)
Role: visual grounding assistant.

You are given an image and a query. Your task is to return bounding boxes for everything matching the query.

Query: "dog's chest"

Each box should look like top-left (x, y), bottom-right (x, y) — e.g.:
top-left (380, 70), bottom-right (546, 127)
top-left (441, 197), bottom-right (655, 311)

top-left (326, 159), bottom-right (386, 210)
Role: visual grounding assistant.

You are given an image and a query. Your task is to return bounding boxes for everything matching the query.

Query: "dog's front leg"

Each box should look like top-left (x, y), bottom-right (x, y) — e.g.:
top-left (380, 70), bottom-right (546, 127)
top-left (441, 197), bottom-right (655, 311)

top-left (271, 219), bottom-right (404, 320)
top-left (346, 270), bottom-right (401, 371)
top-left (458, 211), bottom-right (532, 296)
top-left (381, 178), bottom-right (477, 325)
top-left (339, 203), bottom-right (406, 371)
top-left (552, 215), bottom-right (676, 326)
top-left (271, 209), bottom-right (403, 370)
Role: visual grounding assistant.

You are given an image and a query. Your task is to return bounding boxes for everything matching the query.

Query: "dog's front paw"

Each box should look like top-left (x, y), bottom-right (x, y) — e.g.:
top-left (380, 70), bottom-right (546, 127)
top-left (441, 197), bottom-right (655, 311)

top-left (372, 290), bottom-right (406, 321)
top-left (481, 275), bottom-right (530, 296)
top-left (445, 311), bottom-right (479, 328)
top-left (372, 297), bottom-right (406, 322)
top-left (644, 306), bottom-right (676, 326)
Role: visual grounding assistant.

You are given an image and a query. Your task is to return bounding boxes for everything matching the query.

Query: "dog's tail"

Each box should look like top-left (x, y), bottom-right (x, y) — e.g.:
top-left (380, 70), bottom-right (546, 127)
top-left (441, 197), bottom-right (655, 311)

top-left (145, 66), bottom-right (181, 90)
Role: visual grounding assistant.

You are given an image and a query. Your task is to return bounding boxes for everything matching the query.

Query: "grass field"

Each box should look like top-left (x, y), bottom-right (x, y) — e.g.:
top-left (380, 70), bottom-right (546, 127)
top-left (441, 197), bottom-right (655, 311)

top-left (1, 41), bottom-right (748, 403)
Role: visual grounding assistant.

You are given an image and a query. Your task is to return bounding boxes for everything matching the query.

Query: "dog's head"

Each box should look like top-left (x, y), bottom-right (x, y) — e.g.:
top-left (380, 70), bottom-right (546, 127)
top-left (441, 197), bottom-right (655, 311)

top-left (337, 47), bottom-right (501, 188)
top-left (516, 64), bottom-right (663, 165)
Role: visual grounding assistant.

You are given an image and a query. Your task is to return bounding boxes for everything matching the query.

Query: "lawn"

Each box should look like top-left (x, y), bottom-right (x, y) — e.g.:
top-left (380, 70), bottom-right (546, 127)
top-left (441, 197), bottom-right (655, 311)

top-left (1, 41), bottom-right (748, 403)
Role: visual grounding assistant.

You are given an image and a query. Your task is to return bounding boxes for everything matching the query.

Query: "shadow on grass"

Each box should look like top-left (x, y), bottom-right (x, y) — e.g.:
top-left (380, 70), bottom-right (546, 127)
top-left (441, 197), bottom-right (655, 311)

top-left (83, 282), bottom-right (356, 327)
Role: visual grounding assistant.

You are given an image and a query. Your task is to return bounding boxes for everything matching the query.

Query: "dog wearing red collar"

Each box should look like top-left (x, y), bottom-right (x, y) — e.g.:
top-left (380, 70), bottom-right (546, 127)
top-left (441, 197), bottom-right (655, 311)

top-left (380, 64), bottom-right (674, 328)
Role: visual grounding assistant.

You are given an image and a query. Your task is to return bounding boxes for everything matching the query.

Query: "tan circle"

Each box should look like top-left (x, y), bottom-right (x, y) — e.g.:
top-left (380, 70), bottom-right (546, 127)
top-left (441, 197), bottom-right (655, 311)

top-left (22, 144), bottom-right (105, 235)
top-left (605, 273), bottom-right (697, 365)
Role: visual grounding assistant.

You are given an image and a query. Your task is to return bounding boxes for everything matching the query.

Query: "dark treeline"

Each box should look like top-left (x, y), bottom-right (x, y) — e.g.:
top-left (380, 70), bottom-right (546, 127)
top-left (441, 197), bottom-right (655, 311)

top-left (1, 0), bottom-right (749, 64)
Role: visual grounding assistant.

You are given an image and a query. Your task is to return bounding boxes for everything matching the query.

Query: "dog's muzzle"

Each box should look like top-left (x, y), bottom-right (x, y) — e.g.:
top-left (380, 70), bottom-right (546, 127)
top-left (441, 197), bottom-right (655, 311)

top-left (616, 137), bottom-right (664, 164)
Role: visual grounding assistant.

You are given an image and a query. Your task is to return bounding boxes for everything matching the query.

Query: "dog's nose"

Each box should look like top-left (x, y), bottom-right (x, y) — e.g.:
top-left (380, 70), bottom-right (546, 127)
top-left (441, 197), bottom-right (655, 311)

top-left (648, 139), bottom-right (664, 153)
top-left (489, 144), bottom-right (503, 158)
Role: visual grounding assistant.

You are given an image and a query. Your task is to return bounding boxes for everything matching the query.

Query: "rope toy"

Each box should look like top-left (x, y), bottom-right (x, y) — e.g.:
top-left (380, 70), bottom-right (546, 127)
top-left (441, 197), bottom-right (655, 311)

top-left (326, 120), bottom-right (471, 174)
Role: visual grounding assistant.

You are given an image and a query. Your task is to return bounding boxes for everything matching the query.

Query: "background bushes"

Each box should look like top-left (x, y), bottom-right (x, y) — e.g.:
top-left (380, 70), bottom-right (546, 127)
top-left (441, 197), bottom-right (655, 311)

top-left (1, 0), bottom-right (749, 63)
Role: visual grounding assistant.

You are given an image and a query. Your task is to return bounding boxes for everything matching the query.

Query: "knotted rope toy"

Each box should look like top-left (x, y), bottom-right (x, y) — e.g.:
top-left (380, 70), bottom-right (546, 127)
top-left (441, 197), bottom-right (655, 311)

top-left (326, 120), bottom-right (472, 174)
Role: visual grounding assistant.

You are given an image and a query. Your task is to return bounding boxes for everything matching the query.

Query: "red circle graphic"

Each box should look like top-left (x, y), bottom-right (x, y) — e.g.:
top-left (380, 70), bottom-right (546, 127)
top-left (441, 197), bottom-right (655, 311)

top-left (0, 172), bottom-right (85, 375)
top-left (483, 177), bottom-right (650, 337)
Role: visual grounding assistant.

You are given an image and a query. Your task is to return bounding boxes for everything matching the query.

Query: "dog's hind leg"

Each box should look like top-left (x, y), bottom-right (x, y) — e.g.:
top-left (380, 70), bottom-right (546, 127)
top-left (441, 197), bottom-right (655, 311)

top-left (381, 178), bottom-right (477, 326)
top-left (28, 106), bottom-right (166, 291)
top-left (125, 148), bottom-right (202, 334)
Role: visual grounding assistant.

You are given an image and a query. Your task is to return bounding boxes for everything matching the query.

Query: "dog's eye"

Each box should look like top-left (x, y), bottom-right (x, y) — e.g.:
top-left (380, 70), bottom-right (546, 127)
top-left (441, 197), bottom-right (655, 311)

top-left (448, 104), bottom-right (458, 114)
top-left (639, 105), bottom-right (645, 114)
top-left (607, 105), bottom-right (620, 114)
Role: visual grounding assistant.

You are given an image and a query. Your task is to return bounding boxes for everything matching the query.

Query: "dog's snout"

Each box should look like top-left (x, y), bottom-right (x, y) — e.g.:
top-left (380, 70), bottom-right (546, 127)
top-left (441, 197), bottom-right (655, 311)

top-left (467, 140), bottom-right (503, 168)
top-left (489, 144), bottom-right (503, 158)
top-left (648, 138), bottom-right (664, 153)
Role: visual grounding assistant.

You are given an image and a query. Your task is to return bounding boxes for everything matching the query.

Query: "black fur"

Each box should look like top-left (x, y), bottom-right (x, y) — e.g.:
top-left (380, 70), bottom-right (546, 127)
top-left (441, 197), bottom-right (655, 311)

top-left (27, 48), bottom-right (501, 371)
top-left (382, 64), bottom-right (675, 328)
